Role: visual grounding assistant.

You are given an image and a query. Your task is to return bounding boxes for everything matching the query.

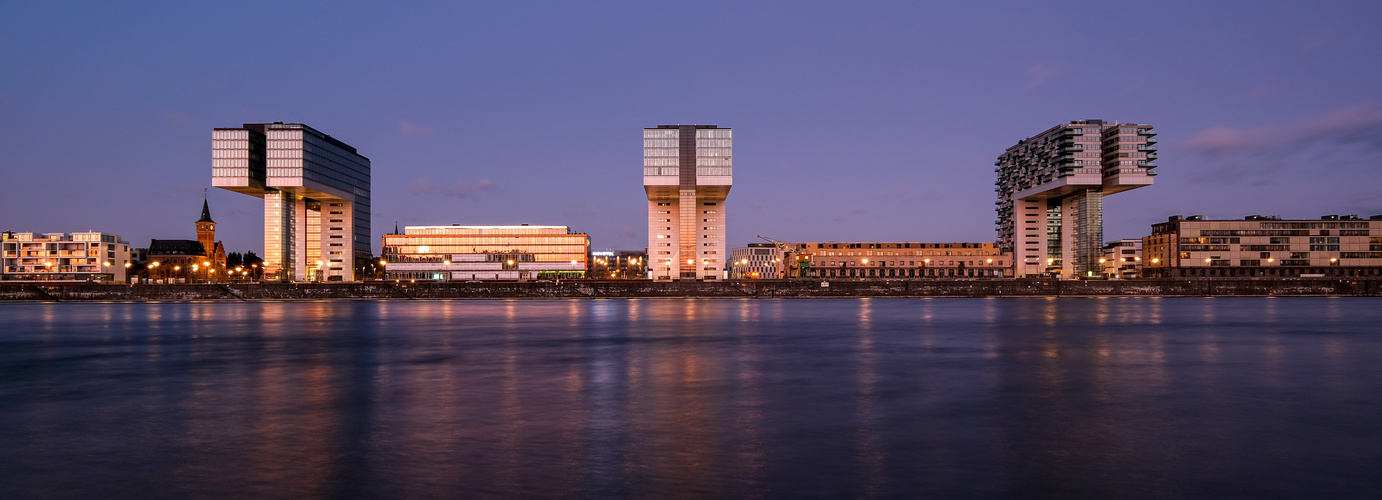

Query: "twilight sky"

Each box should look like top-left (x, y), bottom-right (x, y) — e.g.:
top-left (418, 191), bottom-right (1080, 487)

top-left (3, 1), bottom-right (1381, 254)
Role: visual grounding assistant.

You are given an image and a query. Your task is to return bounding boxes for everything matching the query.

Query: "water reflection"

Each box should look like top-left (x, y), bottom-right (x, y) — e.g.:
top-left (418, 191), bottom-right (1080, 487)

top-left (1, 298), bottom-right (1381, 498)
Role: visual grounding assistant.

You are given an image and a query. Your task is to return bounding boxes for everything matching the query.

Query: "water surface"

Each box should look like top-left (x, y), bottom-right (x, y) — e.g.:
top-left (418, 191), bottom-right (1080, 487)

top-left (2, 298), bottom-right (1380, 498)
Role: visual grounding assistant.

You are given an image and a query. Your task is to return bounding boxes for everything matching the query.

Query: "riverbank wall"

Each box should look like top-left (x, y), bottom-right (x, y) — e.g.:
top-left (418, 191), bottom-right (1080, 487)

top-left (2, 278), bottom-right (1381, 301)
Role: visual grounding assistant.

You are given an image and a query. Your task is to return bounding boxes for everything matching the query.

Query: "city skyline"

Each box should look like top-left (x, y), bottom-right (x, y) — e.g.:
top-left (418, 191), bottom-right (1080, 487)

top-left (3, 2), bottom-right (1382, 254)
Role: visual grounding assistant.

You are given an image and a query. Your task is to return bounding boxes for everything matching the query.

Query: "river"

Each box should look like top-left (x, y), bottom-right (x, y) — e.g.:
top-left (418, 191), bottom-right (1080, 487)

top-left (2, 298), bottom-right (1380, 498)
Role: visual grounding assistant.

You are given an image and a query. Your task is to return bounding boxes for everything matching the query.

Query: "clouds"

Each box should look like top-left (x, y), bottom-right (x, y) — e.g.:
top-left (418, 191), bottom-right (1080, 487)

top-left (399, 121), bottom-right (434, 137)
top-left (1185, 102), bottom-right (1382, 155)
top-left (1022, 63), bottom-right (1063, 91)
top-left (407, 177), bottom-right (496, 198)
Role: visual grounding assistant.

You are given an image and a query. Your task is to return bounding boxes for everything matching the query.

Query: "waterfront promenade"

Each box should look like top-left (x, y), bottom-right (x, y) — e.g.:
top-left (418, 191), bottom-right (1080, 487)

top-left (2, 278), bottom-right (1381, 301)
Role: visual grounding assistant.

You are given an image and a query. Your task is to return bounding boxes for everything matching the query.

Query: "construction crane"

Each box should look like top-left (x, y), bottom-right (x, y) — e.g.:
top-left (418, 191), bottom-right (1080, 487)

top-left (756, 235), bottom-right (811, 279)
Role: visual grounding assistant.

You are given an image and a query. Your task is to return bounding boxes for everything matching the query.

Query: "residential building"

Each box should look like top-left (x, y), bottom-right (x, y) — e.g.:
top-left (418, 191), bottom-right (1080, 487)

top-left (997, 120), bottom-right (1157, 278)
top-left (644, 125), bottom-right (732, 280)
top-left (589, 250), bottom-right (646, 279)
top-left (213, 122), bottom-right (370, 281)
top-left (1141, 215), bottom-right (1382, 278)
top-left (788, 242), bottom-right (1010, 279)
top-left (1101, 239), bottom-right (1143, 278)
top-left (381, 225), bottom-right (588, 281)
top-left (730, 243), bottom-right (783, 279)
top-left (2, 231), bottom-right (131, 282)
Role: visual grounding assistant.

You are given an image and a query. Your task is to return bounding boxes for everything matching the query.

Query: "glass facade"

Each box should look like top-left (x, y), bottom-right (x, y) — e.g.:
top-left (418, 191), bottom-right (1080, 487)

top-left (382, 226), bottom-right (589, 281)
top-left (214, 123), bottom-right (370, 281)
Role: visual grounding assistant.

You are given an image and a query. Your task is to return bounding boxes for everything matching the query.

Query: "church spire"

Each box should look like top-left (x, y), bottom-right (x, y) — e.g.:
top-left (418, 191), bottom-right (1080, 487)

top-left (199, 190), bottom-right (214, 223)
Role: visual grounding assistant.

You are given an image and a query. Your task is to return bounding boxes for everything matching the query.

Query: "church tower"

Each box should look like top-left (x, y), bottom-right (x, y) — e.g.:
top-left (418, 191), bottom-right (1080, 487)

top-left (196, 195), bottom-right (216, 256)
top-left (196, 194), bottom-right (228, 269)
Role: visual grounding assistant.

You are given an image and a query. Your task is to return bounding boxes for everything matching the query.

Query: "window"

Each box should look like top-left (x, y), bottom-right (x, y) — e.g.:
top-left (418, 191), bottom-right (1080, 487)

top-left (703, 202), bottom-right (716, 206)
top-left (703, 210), bottom-right (717, 214)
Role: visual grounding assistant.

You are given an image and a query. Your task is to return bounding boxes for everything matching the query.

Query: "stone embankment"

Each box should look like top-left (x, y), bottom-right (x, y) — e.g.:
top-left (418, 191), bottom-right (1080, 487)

top-left (2, 278), bottom-right (1381, 301)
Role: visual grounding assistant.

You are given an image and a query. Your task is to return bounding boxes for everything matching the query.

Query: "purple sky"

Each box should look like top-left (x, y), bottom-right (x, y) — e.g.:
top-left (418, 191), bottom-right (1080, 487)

top-left (3, 1), bottom-right (1381, 254)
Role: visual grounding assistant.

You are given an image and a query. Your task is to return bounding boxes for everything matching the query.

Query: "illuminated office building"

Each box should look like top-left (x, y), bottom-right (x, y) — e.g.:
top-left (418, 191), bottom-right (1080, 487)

top-left (381, 225), bottom-right (589, 281)
top-left (212, 122), bottom-right (370, 281)
top-left (996, 120), bottom-right (1156, 278)
top-left (644, 125), bottom-right (732, 280)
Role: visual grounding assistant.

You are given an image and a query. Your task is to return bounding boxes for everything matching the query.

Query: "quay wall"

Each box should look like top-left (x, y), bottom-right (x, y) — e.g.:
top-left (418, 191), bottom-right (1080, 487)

top-left (2, 278), bottom-right (1381, 302)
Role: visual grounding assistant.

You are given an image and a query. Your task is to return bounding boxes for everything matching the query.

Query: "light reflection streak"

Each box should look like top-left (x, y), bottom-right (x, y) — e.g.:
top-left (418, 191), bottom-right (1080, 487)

top-left (854, 299), bottom-right (884, 496)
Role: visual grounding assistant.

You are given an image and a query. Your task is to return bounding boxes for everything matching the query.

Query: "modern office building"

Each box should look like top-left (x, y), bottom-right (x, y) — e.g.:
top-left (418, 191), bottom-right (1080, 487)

top-left (996, 120), bottom-right (1157, 278)
top-left (212, 122), bottom-right (371, 281)
top-left (381, 225), bottom-right (589, 281)
top-left (787, 242), bottom-right (1010, 279)
top-left (1141, 215), bottom-right (1382, 278)
top-left (730, 243), bottom-right (784, 279)
top-left (1101, 239), bottom-right (1143, 278)
top-left (644, 125), bottom-right (732, 280)
top-left (2, 231), bottom-right (131, 282)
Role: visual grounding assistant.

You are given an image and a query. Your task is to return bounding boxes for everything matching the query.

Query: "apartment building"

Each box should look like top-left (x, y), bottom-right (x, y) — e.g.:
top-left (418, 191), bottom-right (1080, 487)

top-left (2, 231), bottom-right (131, 282)
top-left (1101, 239), bottom-right (1143, 278)
top-left (1141, 215), bottom-right (1382, 278)
top-left (788, 242), bottom-right (1010, 279)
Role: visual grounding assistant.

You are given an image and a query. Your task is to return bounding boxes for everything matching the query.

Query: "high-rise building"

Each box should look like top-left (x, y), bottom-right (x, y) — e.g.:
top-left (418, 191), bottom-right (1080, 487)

top-left (996, 120), bottom-right (1157, 278)
top-left (212, 122), bottom-right (371, 281)
top-left (644, 125), bottom-right (732, 280)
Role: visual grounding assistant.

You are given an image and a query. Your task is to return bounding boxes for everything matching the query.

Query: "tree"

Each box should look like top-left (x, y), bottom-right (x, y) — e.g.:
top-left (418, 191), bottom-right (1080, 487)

top-left (242, 251), bottom-right (264, 280)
